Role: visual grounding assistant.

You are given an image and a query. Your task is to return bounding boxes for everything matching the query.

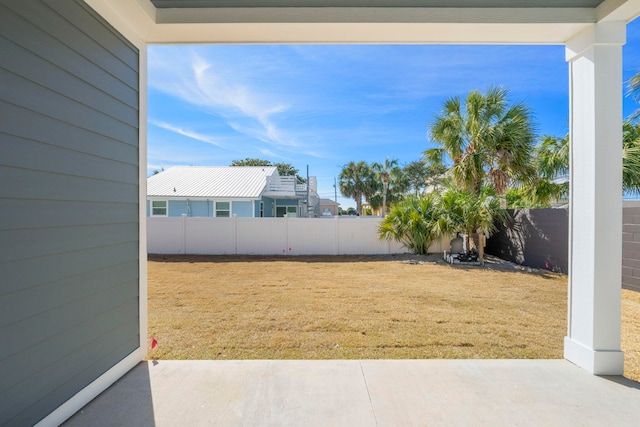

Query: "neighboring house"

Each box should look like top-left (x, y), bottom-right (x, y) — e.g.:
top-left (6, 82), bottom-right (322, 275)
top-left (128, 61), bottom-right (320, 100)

top-left (319, 198), bottom-right (340, 216)
top-left (147, 166), bottom-right (319, 218)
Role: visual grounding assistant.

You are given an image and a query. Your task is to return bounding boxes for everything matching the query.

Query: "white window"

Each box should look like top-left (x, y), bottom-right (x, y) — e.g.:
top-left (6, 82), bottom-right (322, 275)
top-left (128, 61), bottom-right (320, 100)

top-left (276, 205), bottom-right (297, 217)
top-left (151, 200), bottom-right (167, 216)
top-left (215, 201), bottom-right (230, 217)
top-left (322, 207), bottom-right (333, 216)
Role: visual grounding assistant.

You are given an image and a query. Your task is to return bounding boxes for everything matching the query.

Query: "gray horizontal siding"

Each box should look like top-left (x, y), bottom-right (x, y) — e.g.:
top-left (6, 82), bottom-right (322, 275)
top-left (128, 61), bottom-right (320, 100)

top-left (2, 241), bottom-right (139, 296)
top-left (1, 222), bottom-right (139, 264)
top-left (2, 134), bottom-right (138, 184)
top-left (0, 67), bottom-right (137, 144)
top-left (0, 167), bottom-right (138, 203)
top-left (0, 199), bottom-right (138, 230)
top-left (0, 1), bottom-right (140, 426)
top-left (1, 36), bottom-right (137, 126)
top-left (2, 1), bottom-right (138, 90)
top-left (2, 101), bottom-right (138, 163)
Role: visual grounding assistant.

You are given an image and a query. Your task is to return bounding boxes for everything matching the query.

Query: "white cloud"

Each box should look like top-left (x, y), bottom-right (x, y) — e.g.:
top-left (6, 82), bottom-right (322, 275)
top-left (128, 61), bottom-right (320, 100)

top-left (150, 120), bottom-right (227, 148)
top-left (149, 47), bottom-right (298, 150)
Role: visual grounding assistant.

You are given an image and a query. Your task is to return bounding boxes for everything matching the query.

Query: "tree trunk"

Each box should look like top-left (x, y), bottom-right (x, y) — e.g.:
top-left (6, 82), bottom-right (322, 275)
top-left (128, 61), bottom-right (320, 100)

top-left (382, 181), bottom-right (388, 217)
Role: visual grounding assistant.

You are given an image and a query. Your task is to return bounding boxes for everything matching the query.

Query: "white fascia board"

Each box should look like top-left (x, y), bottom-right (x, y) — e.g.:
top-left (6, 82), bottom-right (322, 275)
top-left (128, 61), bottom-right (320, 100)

top-left (147, 7), bottom-right (595, 44)
top-left (87, 1), bottom-right (600, 44)
top-left (597, 0), bottom-right (640, 22)
top-left (145, 22), bottom-right (592, 45)
top-left (155, 7), bottom-right (594, 25)
top-left (83, 0), bottom-right (154, 47)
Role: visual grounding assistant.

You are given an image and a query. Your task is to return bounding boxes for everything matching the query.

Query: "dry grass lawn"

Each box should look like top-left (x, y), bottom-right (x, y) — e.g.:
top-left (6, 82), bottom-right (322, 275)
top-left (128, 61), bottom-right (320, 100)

top-left (147, 254), bottom-right (640, 383)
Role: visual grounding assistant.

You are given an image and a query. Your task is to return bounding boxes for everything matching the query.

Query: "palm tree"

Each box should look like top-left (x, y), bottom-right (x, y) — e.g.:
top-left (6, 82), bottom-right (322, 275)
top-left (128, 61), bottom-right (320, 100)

top-left (510, 125), bottom-right (640, 206)
top-left (378, 185), bottom-right (507, 256)
top-left (339, 161), bottom-right (370, 215)
top-left (378, 194), bottom-right (439, 255)
top-left (509, 134), bottom-right (569, 208)
top-left (372, 158), bottom-right (403, 217)
top-left (434, 184), bottom-right (507, 251)
top-left (426, 87), bottom-right (536, 204)
top-left (361, 164), bottom-right (379, 215)
top-left (623, 120), bottom-right (640, 194)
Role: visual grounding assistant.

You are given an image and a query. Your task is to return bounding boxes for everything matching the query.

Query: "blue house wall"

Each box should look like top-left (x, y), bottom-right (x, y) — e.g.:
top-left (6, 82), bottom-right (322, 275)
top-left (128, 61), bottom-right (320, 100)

top-left (262, 197), bottom-right (274, 217)
top-left (168, 200), bottom-right (210, 217)
top-left (147, 198), bottom-right (299, 217)
top-left (232, 201), bottom-right (253, 217)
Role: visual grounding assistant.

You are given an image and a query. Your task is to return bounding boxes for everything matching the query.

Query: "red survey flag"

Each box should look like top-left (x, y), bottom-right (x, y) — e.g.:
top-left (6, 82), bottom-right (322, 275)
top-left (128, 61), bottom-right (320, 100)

top-left (151, 336), bottom-right (158, 350)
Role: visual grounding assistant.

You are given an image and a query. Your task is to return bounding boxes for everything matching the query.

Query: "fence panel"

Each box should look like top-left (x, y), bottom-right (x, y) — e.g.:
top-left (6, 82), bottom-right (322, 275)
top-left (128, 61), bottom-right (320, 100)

top-left (147, 217), bottom-right (460, 256)
top-left (287, 218), bottom-right (339, 255)
top-left (236, 218), bottom-right (288, 255)
top-left (485, 208), bottom-right (569, 273)
top-left (623, 202), bottom-right (640, 292)
top-left (338, 218), bottom-right (389, 254)
top-left (147, 217), bottom-right (185, 254)
top-left (186, 217), bottom-right (235, 254)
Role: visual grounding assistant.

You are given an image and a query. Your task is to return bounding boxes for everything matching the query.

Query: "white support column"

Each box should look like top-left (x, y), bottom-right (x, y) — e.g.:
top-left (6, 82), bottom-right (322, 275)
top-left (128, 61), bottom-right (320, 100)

top-left (564, 21), bottom-right (626, 375)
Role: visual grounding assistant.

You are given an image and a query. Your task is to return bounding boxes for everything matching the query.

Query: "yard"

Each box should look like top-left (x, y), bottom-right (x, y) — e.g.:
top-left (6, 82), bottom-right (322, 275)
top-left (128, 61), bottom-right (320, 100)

top-left (147, 254), bottom-right (640, 383)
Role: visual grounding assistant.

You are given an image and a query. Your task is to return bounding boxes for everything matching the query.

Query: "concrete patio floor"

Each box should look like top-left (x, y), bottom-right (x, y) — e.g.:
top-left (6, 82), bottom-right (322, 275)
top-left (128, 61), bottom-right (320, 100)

top-left (63, 360), bottom-right (640, 426)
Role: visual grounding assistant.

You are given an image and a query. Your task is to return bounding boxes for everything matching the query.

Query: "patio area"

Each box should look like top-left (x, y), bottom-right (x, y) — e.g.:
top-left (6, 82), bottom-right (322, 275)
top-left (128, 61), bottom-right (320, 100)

top-left (63, 359), bottom-right (640, 426)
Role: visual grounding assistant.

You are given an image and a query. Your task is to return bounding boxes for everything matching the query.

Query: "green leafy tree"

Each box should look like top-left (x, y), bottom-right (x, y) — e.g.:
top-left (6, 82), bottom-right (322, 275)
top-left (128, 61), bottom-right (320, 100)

top-left (231, 158), bottom-right (272, 167)
top-left (425, 87), bottom-right (536, 204)
top-left (378, 184), bottom-right (507, 255)
top-left (403, 159), bottom-right (447, 196)
top-left (623, 120), bottom-right (640, 194)
top-left (231, 158), bottom-right (304, 182)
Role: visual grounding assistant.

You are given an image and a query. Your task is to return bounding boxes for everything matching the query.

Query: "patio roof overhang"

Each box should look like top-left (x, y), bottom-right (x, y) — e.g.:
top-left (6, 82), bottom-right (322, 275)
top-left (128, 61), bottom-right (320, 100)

top-left (84, 0), bottom-right (640, 377)
top-left (19, 0), bottom-right (638, 424)
top-left (86, 0), bottom-right (640, 45)
top-left (84, 0), bottom-right (640, 375)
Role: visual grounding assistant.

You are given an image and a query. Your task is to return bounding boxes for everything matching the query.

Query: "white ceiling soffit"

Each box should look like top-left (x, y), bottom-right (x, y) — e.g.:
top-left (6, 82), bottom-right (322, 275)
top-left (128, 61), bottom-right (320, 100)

top-left (86, 0), bottom-right (640, 44)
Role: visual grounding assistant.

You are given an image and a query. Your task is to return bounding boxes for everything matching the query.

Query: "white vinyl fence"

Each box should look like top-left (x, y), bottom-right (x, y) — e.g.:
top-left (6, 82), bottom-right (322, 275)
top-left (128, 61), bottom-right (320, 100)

top-left (147, 216), bottom-right (449, 255)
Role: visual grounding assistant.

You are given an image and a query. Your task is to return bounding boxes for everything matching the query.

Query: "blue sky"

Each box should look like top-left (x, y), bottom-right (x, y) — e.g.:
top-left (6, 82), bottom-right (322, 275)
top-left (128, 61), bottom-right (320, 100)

top-left (148, 19), bottom-right (640, 208)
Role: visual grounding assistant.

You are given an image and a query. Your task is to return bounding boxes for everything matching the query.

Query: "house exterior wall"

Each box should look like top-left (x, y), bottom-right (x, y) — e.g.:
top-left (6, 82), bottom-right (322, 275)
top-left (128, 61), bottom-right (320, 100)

top-left (320, 202), bottom-right (339, 216)
top-left (168, 200), bottom-right (190, 217)
top-left (147, 199), bottom-right (258, 217)
top-left (189, 200), bottom-right (211, 217)
top-left (233, 201), bottom-right (253, 217)
top-left (262, 197), bottom-right (275, 217)
top-left (0, 1), bottom-right (140, 425)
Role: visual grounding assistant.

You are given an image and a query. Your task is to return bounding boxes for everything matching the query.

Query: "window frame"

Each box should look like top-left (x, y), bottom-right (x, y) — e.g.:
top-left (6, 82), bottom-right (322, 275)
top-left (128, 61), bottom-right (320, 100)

top-left (215, 201), bottom-right (231, 217)
top-left (151, 200), bottom-right (168, 217)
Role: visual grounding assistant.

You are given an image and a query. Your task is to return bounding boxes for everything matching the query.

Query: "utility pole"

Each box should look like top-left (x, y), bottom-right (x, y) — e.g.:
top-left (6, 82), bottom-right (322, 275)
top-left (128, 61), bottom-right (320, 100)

top-left (334, 177), bottom-right (337, 202)
top-left (306, 165), bottom-right (310, 217)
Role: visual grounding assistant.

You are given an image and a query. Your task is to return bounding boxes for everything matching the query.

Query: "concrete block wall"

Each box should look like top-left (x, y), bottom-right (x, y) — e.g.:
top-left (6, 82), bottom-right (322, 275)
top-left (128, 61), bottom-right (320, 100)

top-left (623, 201), bottom-right (640, 292)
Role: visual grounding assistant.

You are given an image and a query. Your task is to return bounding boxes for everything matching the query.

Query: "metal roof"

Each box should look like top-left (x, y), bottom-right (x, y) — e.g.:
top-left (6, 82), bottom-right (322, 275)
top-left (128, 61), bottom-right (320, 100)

top-left (147, 166), bottom-right (279, 199)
